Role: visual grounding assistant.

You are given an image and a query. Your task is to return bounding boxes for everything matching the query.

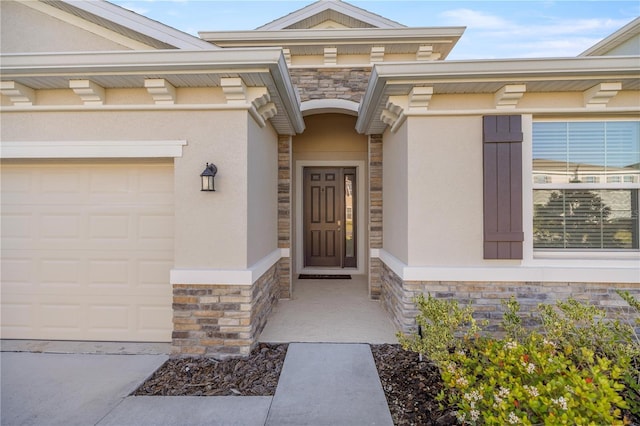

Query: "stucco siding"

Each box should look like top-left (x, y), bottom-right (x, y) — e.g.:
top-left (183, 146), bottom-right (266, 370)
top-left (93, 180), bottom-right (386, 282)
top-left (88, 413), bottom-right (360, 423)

top-left (406, 115), bottom-right (484, 266)
top-left (1, 108), bottom-right (250, 270)
top-left (382, 121), bottom-right (409, 264)
top-left (247, 117), bottom-right (279, 266)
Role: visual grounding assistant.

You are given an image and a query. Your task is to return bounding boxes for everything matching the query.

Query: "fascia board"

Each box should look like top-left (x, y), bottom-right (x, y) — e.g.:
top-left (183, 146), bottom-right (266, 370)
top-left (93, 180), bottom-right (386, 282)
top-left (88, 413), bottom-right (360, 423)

top-left (60, 0), bottom-right (214, 50)
top-left (356, 56), bottom-right (640, 134)
top-left (1, 48), bottom-right (304, 135)
top-left (371, 56), bottom-right (640, 81)
top-left (200, 27), bottom-right (466, 45)
top-left (269, 54), bottom-right (305, 134)
top-left (355, 65), bottom-right (385, 134)
top-left (0, 48), bottom-right (285, 76)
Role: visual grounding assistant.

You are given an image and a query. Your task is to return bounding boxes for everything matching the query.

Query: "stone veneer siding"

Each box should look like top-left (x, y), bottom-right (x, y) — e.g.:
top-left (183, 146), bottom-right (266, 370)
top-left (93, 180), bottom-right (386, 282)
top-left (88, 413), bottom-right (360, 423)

top-left (172, 263), bottom-right (279, 358)
top-left (380, 262), bottom-right (640, 334)
top-left (289, 68), bottom-right (371, 103)
top-left (278, 135), bottom-right (292, 299)
top-left (368, 135), bottom-right (383, 299)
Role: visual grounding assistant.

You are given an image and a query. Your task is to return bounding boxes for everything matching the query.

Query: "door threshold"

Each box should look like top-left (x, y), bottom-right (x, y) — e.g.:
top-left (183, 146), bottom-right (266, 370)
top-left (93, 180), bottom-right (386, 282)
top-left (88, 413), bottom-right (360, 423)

top-left (298, 268), bottom-right (358, 276)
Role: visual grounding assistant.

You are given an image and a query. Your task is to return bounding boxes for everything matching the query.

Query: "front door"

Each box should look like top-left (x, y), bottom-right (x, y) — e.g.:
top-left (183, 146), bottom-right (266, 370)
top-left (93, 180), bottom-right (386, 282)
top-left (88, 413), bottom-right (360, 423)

top-left (303, 167), bottom-right (357, 268)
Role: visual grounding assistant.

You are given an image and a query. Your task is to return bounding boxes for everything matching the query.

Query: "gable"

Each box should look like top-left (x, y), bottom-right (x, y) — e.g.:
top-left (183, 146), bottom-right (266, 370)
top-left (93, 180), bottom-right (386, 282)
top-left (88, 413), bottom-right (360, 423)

top-left (0, 0), bottom-right (214, 54)
top-left (257, 0), bottom-right (405, 30)
top-left (580, 17), bottom-right (640, 57)
top-left (0, 1), bottom-right (154, 53)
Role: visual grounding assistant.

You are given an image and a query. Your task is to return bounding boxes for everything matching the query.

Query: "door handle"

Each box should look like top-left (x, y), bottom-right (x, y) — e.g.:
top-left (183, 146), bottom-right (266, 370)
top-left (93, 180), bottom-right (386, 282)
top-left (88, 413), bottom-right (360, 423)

top-left (337, 220), bottom-right (341, 231)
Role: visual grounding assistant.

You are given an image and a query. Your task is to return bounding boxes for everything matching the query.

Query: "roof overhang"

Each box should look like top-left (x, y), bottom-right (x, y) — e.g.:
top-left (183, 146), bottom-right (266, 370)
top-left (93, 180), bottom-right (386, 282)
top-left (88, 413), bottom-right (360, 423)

top-left (43, 0), bottom-right (215, 50)
top-left (356, 56), bottom-right (640, 134)
top-left (200, 27), bottom-right (465, 58)
top-left (1, 48), bottom-right (305, 135)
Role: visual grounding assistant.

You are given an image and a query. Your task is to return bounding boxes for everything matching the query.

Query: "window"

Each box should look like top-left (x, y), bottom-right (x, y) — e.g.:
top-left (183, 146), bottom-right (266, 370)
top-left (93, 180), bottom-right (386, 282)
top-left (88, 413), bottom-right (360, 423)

top-left (532, 121), bottom-right (640, 250)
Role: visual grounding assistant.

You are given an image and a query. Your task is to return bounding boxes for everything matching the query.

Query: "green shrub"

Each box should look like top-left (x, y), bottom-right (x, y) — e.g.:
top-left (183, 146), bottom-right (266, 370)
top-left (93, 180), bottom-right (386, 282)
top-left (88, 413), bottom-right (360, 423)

top-left (396, 293), bottom-right (480, 363)
top-left (399, 293), bottom-right (638, 425)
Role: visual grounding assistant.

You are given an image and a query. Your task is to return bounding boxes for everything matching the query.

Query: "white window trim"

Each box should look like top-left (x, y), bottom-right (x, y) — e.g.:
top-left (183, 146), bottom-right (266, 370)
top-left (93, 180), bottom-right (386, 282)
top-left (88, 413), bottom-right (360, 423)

top-left (525, 116), bottom-right (640, 262)
top-left (1, 140), bottom-right (187, 159)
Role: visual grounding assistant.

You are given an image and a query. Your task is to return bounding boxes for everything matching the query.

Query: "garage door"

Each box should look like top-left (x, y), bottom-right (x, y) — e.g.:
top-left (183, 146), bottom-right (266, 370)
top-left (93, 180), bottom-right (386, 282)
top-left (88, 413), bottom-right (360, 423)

top-left (1, 160), bottom-right (174, 342)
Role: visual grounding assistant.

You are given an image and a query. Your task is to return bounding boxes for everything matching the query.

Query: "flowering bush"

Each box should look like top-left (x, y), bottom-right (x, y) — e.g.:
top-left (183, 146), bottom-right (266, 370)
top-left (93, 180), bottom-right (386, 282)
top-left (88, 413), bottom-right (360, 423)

top-left (440, 334), bottom-right (627, 425)
top-left (398, 293), bottom-right (639, 425)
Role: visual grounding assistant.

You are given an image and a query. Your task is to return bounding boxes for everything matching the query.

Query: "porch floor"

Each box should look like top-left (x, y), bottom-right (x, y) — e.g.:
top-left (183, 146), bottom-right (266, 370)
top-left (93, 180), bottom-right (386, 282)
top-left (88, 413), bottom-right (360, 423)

top-left (259, 275), bottom-right (398, 344)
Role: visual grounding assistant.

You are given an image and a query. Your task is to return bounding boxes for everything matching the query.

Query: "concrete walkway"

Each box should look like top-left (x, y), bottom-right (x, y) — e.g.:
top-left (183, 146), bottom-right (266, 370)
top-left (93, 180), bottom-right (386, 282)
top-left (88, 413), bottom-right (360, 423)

top-left (266, 343), bottom-right (393, 425)
top-left (260, 276), bottom-right (397, 344)
top-left (2, 343), bottom-right (393, 426)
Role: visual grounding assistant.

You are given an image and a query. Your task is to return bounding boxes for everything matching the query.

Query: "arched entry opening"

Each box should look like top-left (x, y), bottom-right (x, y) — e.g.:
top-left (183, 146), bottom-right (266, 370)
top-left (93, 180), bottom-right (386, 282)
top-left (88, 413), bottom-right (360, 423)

top-left (292, 113), bottom-right (368, 278)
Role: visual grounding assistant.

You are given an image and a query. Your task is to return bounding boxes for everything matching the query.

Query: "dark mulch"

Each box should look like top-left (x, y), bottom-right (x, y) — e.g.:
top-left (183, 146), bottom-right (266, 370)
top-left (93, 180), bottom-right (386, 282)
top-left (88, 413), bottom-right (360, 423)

top-left (371, 344), bottom-right (455, 426)
top-left (133, 342), bottom-right (452, 424)
top-left (133, 343), bottom-right (288, 396)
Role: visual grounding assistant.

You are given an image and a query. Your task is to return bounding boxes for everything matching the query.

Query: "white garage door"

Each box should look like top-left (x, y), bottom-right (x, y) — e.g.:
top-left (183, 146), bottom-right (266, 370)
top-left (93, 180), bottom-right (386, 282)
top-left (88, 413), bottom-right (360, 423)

top-left (1, 160), bottom-right (174, 342)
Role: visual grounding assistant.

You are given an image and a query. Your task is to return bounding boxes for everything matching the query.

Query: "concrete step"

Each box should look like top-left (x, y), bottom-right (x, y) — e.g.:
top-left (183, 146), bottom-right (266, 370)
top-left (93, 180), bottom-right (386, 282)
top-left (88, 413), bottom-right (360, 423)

top-left (266, 343), bottom-right (393, 426)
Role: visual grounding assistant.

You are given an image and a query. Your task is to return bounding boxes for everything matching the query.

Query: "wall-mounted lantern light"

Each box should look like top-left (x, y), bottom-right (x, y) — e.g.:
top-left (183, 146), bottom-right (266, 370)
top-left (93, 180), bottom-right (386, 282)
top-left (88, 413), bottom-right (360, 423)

top-left (200, 163), bottom-right (217, 191)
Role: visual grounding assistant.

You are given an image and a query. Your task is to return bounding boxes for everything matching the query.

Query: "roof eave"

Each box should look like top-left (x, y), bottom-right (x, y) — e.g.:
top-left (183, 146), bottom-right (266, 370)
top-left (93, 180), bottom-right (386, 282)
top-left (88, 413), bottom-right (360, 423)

top-left (1, 48), bottom-right (304, 135)
top-left (54, 0), bottom-right (215, 50)
top-left (356, 56), bottom-right (640, 134)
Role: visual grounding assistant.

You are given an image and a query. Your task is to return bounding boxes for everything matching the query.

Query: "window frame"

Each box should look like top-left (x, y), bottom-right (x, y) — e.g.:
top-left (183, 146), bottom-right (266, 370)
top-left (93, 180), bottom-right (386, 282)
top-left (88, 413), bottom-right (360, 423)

top-left (527, 117), bottom-right (640, 258)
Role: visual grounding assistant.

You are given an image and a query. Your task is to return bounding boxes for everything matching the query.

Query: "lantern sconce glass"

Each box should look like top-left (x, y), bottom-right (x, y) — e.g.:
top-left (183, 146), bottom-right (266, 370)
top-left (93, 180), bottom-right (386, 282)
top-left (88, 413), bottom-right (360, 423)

top-left (200, 163), bottom-right (217, 191)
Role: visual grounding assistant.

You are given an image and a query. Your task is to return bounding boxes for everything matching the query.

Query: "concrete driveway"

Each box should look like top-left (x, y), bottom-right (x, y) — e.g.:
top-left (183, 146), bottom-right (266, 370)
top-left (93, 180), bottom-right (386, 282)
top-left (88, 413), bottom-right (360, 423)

top-left (1, 351), bottom-right (167, 425)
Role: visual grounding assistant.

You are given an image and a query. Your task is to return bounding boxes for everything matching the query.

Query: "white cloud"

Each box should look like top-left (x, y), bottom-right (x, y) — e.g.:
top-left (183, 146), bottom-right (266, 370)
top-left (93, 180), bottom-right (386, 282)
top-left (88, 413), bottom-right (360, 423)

top-left (440, 8), bottom-right (514, 30)
top-left (439, 7), bottom-right (633, 59)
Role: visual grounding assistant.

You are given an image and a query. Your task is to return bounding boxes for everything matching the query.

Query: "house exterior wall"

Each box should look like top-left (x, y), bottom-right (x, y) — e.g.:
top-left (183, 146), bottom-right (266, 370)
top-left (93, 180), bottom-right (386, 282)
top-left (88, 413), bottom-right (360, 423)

top-left (247, 116), bottom-right (279, 266)
top-left (406, 115), bottom-right (484, 265)
top-left (376, 88), bottom-right (640, 335)
top-left (289, 68), bottom-right (370, 103)
top-left (381, 262), bottom-right (640, 334)
top-left (0, 1), bottom-right (144, 53)
top-left (382, 121), bottom-right (408, 264)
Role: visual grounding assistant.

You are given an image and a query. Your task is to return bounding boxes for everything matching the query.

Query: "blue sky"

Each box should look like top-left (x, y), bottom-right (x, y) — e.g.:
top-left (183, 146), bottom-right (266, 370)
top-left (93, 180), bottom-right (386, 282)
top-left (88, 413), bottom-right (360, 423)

top-left (110, 0), bottom-right (639, 59)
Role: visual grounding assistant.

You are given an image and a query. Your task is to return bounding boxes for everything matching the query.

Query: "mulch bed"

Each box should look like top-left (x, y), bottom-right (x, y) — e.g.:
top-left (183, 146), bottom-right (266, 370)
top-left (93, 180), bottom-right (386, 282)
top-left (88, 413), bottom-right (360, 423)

top-left (372, 344), bottom-right (455, 426)
top-left (133, 342), bottom-right (452, 425)
top-left (133, 343), bottom-right (288, 396)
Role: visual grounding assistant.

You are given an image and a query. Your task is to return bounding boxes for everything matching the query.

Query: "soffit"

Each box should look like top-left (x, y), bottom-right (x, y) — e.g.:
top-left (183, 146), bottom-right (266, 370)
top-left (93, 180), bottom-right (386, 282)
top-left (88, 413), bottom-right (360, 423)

top-left (0, 49), bottom-right (303, 135)
top-left (357, 56), bottom-right (640, 134)
top-left (200, 27), bottom-right (465, 58)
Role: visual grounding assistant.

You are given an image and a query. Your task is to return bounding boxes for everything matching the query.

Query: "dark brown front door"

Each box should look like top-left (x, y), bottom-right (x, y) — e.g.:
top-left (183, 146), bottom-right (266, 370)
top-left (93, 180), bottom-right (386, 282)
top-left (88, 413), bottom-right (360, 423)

top-left (303, 167), bottom-right (357, 268)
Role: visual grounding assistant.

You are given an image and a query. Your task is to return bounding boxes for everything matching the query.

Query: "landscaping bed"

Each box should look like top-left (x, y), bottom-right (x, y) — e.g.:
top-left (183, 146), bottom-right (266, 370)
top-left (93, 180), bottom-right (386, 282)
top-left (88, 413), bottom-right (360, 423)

top-left (134, 342), bottom-right (450, 425)
top-left (133, 343), bottom-right (288, 396)
top-left (371, 344), bottom-right (454, 425)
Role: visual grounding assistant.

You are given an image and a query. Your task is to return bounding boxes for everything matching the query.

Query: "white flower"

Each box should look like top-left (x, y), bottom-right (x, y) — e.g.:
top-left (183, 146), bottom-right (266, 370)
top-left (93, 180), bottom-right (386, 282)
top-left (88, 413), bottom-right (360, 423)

top-left (447, 362), bottom-right (457, 374)
top-left (507, 412), bottom-right (521, 424)
top-left (456, 376), bottom-right (469, 387)
top-left (552, 396), bottom-right (568, 410)
top-left (470, 409), bottom-right (480, 422)
top-left (504, 340), bottom-right (518, 350)
top-left (543, 338), bottom-right (557, 348)
top-left (498, 387), bottom-right (510, 398)
top-left (524, 362), bottom-right (536, 374)
top-left (523, 385), bottom-right (539, 398)
top-left (455, 411), bottom-right (466, 423)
